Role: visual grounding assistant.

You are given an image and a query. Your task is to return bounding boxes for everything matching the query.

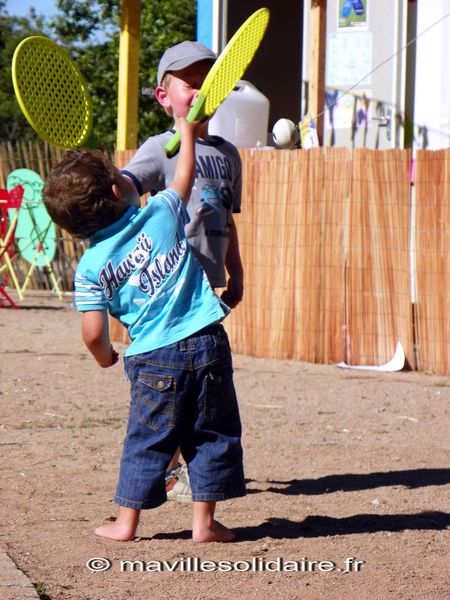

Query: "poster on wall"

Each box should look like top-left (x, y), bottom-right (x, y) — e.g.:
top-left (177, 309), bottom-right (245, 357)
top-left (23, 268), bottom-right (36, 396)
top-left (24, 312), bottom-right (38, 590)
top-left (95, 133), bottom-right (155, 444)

top-left (326, 31), bottom-right (372, 87)
top-left (338, 0), bottom-right (368, 29)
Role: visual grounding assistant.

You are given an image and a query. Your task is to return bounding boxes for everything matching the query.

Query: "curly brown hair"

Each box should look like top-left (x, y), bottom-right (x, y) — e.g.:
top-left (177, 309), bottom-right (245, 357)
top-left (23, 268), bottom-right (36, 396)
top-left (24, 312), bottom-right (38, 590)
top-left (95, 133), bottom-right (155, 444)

top-left (43, 149), bottom-right (120, 239)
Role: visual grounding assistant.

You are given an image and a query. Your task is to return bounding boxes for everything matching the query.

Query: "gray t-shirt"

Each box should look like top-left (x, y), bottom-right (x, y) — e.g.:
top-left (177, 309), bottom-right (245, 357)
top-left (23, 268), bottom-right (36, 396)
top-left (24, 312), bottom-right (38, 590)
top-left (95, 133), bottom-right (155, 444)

top-left (122, 131), bottom-right (242, 288)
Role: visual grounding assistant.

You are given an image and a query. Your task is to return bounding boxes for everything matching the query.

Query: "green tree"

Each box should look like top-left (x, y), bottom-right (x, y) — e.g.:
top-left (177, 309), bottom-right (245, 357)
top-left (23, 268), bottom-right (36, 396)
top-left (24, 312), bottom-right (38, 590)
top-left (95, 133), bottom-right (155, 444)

top-left (137, 0), bottom-right (197, 141)
top-left (1, 0), bottom-right (196, 148)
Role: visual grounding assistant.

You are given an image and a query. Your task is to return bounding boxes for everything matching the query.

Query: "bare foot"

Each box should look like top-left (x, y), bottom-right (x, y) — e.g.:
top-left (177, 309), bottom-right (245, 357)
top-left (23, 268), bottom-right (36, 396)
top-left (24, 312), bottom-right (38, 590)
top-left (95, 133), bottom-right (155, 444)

top-left (192, 519), bottom-right (235, 543)
top-left (95, 507), bottom-right (140, 541)
top-left (94, 521), bottom-right (136, 541)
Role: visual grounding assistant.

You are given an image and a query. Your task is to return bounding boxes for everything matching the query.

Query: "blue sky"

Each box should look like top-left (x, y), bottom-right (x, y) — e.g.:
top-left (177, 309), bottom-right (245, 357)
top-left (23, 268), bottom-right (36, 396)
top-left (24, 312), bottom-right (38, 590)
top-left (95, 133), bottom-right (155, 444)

top-left (5, 0), bottom-right (57, 17)
top-left (5, 1), bottom-right (108, 41)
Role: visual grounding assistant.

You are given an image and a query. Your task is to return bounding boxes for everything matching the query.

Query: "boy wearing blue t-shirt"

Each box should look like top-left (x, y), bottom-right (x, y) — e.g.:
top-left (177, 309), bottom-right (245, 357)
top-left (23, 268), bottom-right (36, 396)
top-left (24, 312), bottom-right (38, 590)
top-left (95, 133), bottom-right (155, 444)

top-left (43, 120), bottom-right (245, 542)
top-left (123, 40), bottom-right (245, 499)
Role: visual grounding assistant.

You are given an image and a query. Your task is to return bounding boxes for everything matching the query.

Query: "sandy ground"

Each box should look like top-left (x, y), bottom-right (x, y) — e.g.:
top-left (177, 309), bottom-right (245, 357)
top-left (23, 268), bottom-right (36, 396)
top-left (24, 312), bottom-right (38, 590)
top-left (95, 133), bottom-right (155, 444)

top-left (0, 291), bottom-right (449, 600)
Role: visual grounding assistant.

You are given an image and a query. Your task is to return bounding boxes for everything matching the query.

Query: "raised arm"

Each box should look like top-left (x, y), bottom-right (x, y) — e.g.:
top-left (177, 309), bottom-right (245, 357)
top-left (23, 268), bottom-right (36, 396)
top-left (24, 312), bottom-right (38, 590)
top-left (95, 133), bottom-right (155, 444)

top-left (168, 118), bottom-right (201, 204)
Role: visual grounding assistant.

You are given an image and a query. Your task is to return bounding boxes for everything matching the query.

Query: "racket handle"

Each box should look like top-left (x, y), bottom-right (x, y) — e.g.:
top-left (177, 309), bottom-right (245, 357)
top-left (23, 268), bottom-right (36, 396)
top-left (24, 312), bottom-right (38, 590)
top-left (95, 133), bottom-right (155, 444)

top-left (165, 131), bottom-right (181, 157)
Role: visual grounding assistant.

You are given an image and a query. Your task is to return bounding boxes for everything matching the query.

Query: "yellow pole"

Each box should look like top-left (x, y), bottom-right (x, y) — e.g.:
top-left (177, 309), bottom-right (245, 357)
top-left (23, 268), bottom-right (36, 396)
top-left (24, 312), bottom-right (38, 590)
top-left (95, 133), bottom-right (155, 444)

top-left (116, 0), bottom-right (141, 150)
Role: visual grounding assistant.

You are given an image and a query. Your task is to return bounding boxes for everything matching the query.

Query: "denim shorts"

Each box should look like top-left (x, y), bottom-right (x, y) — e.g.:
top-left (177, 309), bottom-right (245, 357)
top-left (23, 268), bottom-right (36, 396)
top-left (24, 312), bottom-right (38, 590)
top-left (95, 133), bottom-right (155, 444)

top-left (115, 324), bottom-right (246, 509)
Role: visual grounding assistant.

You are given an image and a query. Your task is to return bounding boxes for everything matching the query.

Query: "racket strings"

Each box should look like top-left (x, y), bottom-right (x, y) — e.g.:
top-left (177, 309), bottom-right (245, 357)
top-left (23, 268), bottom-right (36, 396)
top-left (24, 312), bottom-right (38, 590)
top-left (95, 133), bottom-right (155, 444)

top-left (13, 38), bottom-right (92, 148)
top-left (203, 9), bottom-right (269, 116)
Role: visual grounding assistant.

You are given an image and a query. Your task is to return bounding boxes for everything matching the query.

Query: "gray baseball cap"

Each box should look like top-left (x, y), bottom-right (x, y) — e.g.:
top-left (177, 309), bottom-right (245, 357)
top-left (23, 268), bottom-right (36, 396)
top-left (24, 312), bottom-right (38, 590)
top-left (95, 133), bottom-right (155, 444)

top-left (157, 41), bottom-right (216, 85)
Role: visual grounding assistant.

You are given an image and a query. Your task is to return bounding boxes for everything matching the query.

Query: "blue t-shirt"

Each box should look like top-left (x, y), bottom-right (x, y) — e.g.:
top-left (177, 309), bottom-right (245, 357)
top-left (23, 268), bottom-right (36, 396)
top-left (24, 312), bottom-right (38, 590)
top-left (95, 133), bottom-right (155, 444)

top-left (74, 189), bottom-right (228, 356)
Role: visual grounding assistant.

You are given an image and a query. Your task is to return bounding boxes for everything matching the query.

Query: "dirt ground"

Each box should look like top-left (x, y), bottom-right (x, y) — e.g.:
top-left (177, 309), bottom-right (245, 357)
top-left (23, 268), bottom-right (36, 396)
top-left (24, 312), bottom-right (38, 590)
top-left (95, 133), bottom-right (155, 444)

top-left (0, 291), bottom-right (449, 600)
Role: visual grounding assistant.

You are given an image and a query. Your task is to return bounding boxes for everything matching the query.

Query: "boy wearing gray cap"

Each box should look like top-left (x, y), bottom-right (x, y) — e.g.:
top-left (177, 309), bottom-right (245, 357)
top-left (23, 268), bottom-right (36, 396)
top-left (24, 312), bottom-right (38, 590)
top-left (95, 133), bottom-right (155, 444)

top-left (122, 40), bottom-right (245, 501)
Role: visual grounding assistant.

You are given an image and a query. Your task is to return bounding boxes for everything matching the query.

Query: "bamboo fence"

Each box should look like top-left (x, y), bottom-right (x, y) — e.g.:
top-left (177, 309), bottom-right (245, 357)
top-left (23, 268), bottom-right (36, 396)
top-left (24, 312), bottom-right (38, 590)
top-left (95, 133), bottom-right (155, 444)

top-left (2, 142), bottom-right (450, 374)
top-left (225, 147), bottom-right (414, 367)
top-left (319, 147), bottom-right (349, 364)
top-left (344, 149), bottom-right (413, 366)
top-left (414, 150), bottom-right (450, 374)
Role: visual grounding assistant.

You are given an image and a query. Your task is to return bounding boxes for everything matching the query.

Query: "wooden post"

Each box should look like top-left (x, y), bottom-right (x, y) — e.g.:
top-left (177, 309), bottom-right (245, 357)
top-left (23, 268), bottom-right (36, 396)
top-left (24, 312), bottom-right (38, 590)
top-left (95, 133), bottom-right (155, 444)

top-left (308, 0), bottom-right (326, 144)
top-left (116, 0), bottom-right (141, 150)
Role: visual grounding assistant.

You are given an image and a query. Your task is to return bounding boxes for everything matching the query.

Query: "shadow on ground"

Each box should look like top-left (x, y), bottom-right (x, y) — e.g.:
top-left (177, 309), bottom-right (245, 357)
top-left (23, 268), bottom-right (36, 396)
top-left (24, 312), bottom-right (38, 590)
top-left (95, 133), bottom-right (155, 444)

top-left (260, 468), bottom-right (450, 495)
top-left (151, 511), bottom-right (450, 542)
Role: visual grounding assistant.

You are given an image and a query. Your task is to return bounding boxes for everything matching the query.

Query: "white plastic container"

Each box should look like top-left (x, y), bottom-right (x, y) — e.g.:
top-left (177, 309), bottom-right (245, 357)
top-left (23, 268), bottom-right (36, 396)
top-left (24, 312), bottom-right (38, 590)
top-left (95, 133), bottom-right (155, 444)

top-left (208, 80), bottom-right (270, 148)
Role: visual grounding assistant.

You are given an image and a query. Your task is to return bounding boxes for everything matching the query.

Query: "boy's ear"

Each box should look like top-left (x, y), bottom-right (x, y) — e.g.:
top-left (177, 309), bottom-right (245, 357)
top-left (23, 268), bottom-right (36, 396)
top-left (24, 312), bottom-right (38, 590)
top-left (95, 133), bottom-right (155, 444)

top-left (111, 183), bottom-right (122, 201)
top-left (155, 85), bottom-right (170, 109)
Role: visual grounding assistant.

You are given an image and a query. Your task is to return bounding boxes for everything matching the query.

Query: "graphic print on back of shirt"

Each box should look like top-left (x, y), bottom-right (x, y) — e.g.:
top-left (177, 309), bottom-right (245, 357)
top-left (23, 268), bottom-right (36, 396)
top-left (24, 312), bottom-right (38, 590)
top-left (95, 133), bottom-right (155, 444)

top-left (98, 231), bottom-right (187, 301)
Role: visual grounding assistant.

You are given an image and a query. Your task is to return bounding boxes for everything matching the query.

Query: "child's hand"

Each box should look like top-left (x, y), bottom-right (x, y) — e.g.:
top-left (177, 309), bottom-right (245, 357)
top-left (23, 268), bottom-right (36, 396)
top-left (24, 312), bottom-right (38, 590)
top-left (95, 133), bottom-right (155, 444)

top-left (96, 345), bottom-right (119, 368)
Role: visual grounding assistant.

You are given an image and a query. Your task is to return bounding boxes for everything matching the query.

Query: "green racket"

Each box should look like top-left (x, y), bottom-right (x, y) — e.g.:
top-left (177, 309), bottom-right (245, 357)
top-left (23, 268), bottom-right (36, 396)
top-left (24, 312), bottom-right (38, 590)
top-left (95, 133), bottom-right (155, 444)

top-left (12, 36), bottom-right (93, 149)
top-left (165, 7), bottom-right (270, 157)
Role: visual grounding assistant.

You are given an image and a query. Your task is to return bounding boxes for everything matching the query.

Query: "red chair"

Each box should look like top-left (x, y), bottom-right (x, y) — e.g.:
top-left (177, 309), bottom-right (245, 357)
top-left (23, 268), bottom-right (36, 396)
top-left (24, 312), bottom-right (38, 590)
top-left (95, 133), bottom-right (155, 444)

top-left (0, 185), bottom-right (24, 308)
